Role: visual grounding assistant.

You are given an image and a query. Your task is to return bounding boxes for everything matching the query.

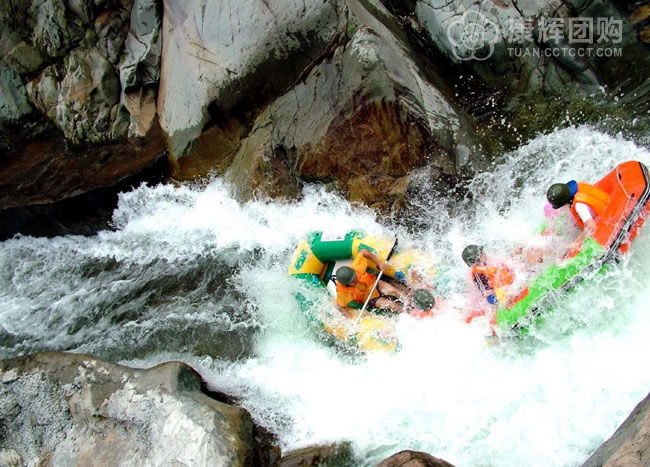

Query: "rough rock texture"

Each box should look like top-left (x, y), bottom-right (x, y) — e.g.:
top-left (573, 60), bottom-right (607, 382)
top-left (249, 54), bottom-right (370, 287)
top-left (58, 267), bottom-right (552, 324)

top-left (278, 443), bottom-right (356, 466)
top-left (157, 0), bottom-right (349, 175)
top-left (166, 0), bottom-right (482, 209)
top-left (379, 0), bottom-right (650, 148)
top-left (581, 392), bottom-right (650, 467)
top-left (1, 0), bottom-right (648, 213)
top-left (0, 0), bottom-right (164, 210)
top-left (0, 353), bottom-right (254, 466)
top-left (377, 450), bottom-right (456, 467)
top-left (392, 0), bottom-right (650, 97)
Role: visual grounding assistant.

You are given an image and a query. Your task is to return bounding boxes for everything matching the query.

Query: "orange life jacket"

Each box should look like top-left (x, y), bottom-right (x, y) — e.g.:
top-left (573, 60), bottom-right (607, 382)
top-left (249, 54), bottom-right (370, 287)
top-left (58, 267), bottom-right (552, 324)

top-left (471, 264), bottom-right (514, 292)
top-left (336, 271), bottom-right (379, 307)
top-left (570, 183), bottom-right (610, 228)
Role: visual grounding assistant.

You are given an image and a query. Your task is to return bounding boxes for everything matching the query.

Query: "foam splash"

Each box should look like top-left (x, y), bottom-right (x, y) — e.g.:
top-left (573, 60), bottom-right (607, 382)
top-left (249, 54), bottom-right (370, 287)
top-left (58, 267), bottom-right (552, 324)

top-left (1, 126), bottom-right (649, 466)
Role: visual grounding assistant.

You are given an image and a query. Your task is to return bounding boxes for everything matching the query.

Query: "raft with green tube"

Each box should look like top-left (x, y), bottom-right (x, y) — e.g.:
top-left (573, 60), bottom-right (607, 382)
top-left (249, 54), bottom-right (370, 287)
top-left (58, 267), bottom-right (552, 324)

top-left (497, 161), bottom-right (650, 334)
top-left (288, 231), bottom-right (437, 352)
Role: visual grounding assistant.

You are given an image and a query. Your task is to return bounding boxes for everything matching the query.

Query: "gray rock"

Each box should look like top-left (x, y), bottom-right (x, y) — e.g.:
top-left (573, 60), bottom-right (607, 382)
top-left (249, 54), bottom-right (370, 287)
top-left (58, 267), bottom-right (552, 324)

top-left (119, 0), bottom-right (162, 90)
top-left (581, 391), bottom-right (650, 467)
top-left (28, 0), bottom-right (72, 58)
top-left (412, 0), bottom-right (602, 96)
top-left (157, 0), bottom-right (346, 163)
top-left (0, 66), bottom-right (33, 123)
top-left (0, 353), bottom-right (254, 466)
top-left (377, 450), bottom-right (456, 467)
top-left (224, 0), bottom-right (481, 207)
top-left (55, 46), bottom-right (122, 143)
top-left (95, 8), bottom-right (130, 65)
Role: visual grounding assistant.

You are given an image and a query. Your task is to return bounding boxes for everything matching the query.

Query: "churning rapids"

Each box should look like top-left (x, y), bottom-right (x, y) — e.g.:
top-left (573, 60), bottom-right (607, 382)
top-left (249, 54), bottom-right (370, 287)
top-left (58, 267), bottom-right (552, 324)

top-left (1, 126), bottom-right (650, 466)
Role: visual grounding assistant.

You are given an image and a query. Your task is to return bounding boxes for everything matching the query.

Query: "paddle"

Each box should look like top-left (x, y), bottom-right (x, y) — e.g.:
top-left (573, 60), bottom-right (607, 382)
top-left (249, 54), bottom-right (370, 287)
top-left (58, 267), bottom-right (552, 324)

top-left (354, 238), bottom-right (399, 325)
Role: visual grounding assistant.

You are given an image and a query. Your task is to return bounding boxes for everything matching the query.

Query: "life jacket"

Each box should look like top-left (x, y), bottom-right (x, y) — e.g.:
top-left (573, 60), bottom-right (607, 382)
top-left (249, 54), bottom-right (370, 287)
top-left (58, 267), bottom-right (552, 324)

top-left (336, 270), bottom-right (380, 307)
top-left (570, 183), bottom-right (610, 229)
top-left (471, 264), bottom-right (514, 292)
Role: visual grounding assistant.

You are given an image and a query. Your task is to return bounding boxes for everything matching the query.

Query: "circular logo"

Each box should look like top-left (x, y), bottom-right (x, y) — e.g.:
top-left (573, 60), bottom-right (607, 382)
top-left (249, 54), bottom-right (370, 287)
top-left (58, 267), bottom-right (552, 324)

top-left (447, 10), bottom-right (501, 62)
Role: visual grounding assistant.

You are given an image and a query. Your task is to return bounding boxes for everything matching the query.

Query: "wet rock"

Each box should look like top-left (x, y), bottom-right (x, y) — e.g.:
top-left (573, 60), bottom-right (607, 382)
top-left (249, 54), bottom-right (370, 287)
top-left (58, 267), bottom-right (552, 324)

top-left (0, 353), bottom-right (254, 466)
top-left (157, 0), bottom-right (346, 173)
top-left (279, 443), bottom-right (356, 466)
top-left (119, 0), bottom-right (161, 90)
top-left (224, 0), bottom-right (480, 209)
top-left (581, 391), bottom-right (650, 467)
top-left (0, 66), bottom-right (32, 124)
top-left (0, 0), bottom-right (163, 209)
top-left (377, 450), bottom-right (456, 467)
top-left (56, 46), bottom-right (124, 144)
top-left (119, 0), bottom-right (162, 140)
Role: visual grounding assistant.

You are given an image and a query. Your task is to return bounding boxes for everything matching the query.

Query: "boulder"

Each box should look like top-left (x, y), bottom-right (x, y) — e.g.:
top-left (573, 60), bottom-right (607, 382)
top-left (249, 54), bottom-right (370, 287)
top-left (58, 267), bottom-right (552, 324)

top-left (279, 443), bottom-right (355, 466)
top-left (581, 391), bottom-right (650, 467)
top-left (0, 66), bottom-right (33, 124)
top-left (224, 0), bottom-right (481, 209)
top-left (119, 0), bottom-right (162, 140)
top-left (157, 0), bottom-right (347, 173)
top-left (0, 353), bottom-right (255, 466)
top-left (0, 0), bottom-right (167, 209)
top-left (377, 450), bottom-right (456, 467)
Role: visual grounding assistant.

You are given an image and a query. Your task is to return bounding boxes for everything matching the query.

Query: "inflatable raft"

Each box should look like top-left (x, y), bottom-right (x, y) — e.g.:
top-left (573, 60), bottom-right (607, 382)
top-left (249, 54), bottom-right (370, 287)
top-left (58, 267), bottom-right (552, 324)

top-left (288, 231), bottom-right (436, 352)
top-left (496, 161), bottom-right (650, 334)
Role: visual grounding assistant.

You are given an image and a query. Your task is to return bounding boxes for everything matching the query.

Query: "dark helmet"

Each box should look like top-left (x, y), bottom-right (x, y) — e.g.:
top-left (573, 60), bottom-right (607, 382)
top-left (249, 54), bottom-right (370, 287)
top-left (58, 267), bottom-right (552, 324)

top-left (413, 289), bottom-right (435, 310)
top-left (462, 244), bottom-right (484, 266)
top-left (546, 183), bottom-right (572, 209)
top-left (336, 266), bottom-right (356, 286)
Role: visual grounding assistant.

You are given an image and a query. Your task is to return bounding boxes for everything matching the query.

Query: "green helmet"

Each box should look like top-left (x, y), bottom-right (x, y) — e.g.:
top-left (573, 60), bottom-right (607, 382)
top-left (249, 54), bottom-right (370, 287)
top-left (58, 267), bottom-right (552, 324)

top-left (413, 289), bottom-right (435, 310)
top-left (546, 183), bottom-right (572, 209)
top-left (336, 266), bottom-right (356, 286)
top-left (462, 244), bottom-right (484, 266)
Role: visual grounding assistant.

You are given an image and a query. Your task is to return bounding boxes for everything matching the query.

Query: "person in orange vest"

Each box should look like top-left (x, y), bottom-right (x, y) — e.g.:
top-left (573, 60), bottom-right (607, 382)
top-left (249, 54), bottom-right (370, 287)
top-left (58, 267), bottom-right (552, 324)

top-left (335, 249), bottom-right (431, 318)
top-left (461, 244), bottom-right (514, 306)
top-left (546, 180), bottom-right (609, 253)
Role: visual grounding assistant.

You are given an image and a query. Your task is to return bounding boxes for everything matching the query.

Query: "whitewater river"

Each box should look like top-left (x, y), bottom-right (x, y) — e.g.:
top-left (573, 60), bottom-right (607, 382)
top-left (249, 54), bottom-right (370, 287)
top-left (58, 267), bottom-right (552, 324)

top-left (1, 126), bottom-right (649, 466)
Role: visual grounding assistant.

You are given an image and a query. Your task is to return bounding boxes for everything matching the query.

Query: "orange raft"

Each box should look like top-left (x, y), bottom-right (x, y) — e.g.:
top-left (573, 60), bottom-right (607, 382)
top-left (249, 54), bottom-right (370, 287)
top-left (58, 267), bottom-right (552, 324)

top-left (496, 161), bottom-right (650, 334)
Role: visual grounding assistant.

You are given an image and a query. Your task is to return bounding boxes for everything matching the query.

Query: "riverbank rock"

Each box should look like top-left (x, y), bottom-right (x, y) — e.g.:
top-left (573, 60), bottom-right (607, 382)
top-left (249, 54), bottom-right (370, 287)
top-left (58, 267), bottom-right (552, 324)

top-left (0, 353), bottom-right (255, 466)
top-left (581, 391), bottom-right (650, 467)
top-left (0, 0), bottom-right (164, 210)
top-left (392, 1), bottom-right (649, 139)
top-left (168, 0), bottom-right (482, 209)
top-left (377, 450), bottom-right (456, 467)
top-left (1, 0), bottom-right (649, 215)
top-left (278, 443), bottom-right (356, 466)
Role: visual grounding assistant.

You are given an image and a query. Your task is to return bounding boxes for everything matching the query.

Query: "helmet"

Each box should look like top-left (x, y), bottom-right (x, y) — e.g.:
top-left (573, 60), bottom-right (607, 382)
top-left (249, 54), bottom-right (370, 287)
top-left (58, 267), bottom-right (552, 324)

top-left (413, 289), bottom-right (435, 310)
top-left (546, 183), bottom-right (572, 209)
top-left (336, 266), bottom-right (356, 286)
top-left (462, 244), bottom-right (484, 266)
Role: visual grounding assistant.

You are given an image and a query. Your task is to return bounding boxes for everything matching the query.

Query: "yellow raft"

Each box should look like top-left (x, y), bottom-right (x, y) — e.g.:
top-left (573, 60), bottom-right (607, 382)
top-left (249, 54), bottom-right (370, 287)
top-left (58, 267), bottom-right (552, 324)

top-left (288, 231), bottom-right (435, 352)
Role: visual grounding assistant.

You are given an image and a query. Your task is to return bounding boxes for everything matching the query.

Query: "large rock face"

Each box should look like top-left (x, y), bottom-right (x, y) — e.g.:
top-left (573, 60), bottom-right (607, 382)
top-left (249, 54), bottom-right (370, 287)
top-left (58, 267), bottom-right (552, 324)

top-left (0, 0), bottom-right (648, 212)
top-left (382, 0), bottom-right (650, 135)
top-left (0, 0), bottom-right (164, 210)
top-left (0, 353), bottom-right (254, 466)
top-left (581, 391), bottom-right (650, 467)
top-left (224, 0), bottom-right (481, 209)
top-left (158, 0), bottom-right (347, 174)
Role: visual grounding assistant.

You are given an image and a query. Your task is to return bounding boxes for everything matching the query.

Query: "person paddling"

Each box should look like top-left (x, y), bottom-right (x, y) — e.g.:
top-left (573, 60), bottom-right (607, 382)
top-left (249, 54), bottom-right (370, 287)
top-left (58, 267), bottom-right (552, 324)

top-left (461, 244), bottom-right (514, 306)
top-left (335, 249), bottom-right (430, 318)
top-left (546, 180), bottom-right (609, 254)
